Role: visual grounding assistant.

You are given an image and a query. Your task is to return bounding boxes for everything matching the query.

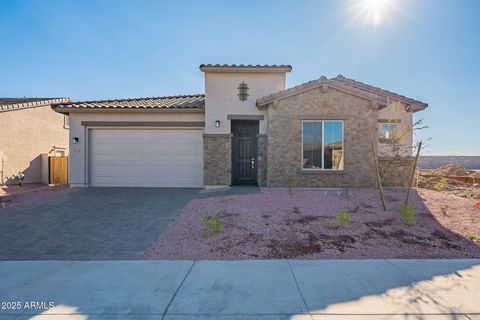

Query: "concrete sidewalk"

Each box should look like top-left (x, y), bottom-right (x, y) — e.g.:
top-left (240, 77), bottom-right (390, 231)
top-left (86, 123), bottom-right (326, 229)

top-left (0, 259), bottom-right (479, 320)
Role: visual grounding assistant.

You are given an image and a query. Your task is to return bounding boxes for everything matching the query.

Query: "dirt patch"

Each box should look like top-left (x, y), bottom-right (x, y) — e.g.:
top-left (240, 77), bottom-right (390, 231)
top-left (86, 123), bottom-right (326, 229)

top-left (146, 188), bottom-right (480, 260)
top-left (431, 164), bottom-right (471, 176)
top-left (266, 232), bottom-right (356, 258)
top-left (418, 164), bottom-right (480, 199)
top-left (365, 218), bottom-right (395, 228)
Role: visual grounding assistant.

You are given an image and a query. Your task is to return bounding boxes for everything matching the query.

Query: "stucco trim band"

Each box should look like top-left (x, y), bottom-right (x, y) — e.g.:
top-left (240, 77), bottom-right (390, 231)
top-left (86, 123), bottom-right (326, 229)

top-left (227, 114), bottom-right (264, 120)
top-left (81, 121), bottom-right (205, 127)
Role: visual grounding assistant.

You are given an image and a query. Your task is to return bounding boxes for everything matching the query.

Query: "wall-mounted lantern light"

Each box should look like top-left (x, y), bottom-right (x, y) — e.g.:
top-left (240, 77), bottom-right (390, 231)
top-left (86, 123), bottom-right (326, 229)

top-left (405, 104), bottom-right (411, 112)
top-left (215, 120), bottom-right (221, 128)
top-left (72, 137), bottom-right (79, 144)
top-left (237, 81), bottom-right (249, 101)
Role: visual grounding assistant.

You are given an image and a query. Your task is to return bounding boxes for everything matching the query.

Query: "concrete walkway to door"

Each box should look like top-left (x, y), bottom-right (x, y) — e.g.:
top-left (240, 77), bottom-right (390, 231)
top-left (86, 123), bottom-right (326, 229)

top-left (1, 259), bottom-right (479, 319)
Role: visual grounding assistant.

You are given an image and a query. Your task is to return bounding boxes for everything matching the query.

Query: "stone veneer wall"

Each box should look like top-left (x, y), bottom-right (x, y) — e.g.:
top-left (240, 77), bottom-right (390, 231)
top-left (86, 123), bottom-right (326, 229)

top-left (378, 157), bottom-right (415, 187)
top-left (203, 134), bottom-right (232, 186)
top-left (265, 87), bottom-right (379, 187)
top-left (257, 134), bottom-right (268, 186)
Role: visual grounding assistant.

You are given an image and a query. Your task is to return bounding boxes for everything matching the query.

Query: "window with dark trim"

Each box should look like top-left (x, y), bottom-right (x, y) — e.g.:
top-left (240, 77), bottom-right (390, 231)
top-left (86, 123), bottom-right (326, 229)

top-left (302, 121), bottom-right (344, 170)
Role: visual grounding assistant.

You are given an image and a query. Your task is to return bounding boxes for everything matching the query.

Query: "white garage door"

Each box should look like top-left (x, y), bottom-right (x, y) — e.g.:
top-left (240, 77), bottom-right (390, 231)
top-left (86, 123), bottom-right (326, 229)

top-left (89, 129), bottom-right (203, 187)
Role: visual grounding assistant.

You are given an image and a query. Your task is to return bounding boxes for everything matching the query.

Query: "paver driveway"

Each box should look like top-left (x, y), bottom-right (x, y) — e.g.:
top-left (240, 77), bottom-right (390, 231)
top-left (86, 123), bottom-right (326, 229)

top-left (0, 187), bottom-right (257, 260)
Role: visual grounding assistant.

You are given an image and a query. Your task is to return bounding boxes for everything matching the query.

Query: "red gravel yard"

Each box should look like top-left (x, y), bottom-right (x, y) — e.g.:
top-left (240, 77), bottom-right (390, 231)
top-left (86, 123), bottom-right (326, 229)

top-left (146, 188), bottom-right (480, 259)
top-left (0, 183), bottom-right (68, 209)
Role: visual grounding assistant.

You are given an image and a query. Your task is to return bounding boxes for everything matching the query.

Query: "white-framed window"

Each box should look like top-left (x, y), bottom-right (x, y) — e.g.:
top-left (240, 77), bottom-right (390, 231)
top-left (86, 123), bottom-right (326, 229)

top-left (302, 120), bottom-right (344, 170)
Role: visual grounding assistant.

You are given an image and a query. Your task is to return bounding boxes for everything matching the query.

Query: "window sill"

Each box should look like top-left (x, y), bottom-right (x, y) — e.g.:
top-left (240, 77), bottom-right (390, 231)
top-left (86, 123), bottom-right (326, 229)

top-left (299, 169), bottom-right (347, 175)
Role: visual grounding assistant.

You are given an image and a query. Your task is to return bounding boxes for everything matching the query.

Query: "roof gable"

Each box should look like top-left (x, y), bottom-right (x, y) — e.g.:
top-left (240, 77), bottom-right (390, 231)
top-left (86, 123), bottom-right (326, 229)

top-left (256, 75), bottom-right (428, 112)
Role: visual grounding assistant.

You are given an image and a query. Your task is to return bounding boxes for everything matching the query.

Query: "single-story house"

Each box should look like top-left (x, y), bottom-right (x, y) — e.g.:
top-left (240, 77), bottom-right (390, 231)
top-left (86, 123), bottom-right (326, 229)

top-left (52, 64), bottom-right (427, 188)
top-left (0, 98), bottom-right (70, 184)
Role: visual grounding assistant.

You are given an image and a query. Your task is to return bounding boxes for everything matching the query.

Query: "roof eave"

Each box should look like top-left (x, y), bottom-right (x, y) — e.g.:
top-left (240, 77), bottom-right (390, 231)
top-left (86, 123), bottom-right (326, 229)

top-left (52, 107), bottom-right (205, 115)
top-left (200, 65), bottom-right (292, 73)
top-left (412, 103), bottom-right (428, 113)
top-left (1, 98), bottom-right (71, 113)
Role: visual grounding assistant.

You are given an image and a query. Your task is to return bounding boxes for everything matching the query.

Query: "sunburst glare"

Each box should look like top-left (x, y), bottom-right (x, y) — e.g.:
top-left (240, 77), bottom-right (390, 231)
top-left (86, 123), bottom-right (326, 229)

top-left (351, 0), bottom-right (398, 27)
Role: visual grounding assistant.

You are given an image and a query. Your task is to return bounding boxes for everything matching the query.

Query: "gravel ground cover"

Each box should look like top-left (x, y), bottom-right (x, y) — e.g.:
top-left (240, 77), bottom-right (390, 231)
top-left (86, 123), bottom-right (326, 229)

top-left (146, 188), bottom-right (480, 259)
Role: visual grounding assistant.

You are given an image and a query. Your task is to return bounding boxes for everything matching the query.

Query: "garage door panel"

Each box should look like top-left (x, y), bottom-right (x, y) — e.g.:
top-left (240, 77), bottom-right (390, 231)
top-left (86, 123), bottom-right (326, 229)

top-left (89, 129), bottom-right (203, 187)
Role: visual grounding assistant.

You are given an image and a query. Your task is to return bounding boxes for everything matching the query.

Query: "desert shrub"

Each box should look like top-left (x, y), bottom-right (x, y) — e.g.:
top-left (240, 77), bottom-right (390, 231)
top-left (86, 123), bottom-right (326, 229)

top-left (433, 178), bottom-right (448, 192)
top-left (202, 213), bottom-right (225, 238)
top-left (439, 204), bottom-right (449, 215)
top-left (465, 231), bottom-right (480, 244)
top-left (335, 210), bottom-right (352, 227)
top-left (396, 203), bottom-right (416, 225)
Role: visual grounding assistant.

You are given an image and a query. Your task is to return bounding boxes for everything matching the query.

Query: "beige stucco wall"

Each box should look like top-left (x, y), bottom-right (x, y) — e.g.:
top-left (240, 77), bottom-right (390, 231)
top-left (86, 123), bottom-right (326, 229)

top-left (0, 106), bottom-right (68, 184)
top-left (203, 72), bottom-right (286, 135)
top-left (67, 111), bottom-right (205, 187)
top-left (265, 86), bottom-right (378, 187)
top-left (378, 101), bottom-right (413, 157)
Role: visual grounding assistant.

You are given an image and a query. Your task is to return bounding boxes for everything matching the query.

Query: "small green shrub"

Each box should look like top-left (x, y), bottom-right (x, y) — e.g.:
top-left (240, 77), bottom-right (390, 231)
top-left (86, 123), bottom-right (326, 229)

top-left (293, 206), bottom-right (300, 214)
top-left (202, 213), bottom-right (225, 238)
top-left (439, 204), bottom-right (449, 215)
top-left (433, 178), bottom-right (448, 192)
top-left (465, 231), bottom-right (480, 244)
top-left (396, 203), bottom-right (416, 225)
top-left (335, 210), bottom-right (352, 227)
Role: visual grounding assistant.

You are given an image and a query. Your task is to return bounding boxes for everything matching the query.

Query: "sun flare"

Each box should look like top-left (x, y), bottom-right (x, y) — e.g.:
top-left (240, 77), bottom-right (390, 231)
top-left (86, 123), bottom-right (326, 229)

top-left (356, 0), bottom-right (396, 26)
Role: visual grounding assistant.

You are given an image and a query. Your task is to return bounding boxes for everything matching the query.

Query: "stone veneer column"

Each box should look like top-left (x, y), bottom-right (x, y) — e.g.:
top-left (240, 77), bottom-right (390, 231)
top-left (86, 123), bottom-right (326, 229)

top-left (203, 134), bottom-right (232, 186)
top-left (257, 134), bottom-right (268, 186)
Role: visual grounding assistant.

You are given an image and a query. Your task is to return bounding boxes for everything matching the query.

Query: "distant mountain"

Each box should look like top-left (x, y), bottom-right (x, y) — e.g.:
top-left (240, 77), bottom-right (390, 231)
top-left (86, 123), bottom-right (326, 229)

top-left (418, 156), bottom-right (480, 169)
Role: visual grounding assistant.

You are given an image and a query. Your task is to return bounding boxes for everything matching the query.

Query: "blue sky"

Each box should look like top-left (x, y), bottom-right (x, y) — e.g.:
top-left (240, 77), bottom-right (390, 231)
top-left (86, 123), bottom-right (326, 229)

top-left (0, 0), bottom-right (479, 155)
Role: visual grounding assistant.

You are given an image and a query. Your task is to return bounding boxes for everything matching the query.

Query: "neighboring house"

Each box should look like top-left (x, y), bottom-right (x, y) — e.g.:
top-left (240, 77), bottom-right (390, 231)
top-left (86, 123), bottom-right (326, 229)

top-left (52, 64), bottom-right (427, 188)
top-left (0, 98), bottom-right (70, 184)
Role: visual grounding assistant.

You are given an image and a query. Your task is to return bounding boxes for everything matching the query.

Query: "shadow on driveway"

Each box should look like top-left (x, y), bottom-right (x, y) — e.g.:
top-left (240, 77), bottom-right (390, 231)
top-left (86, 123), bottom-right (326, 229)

top-left (0, 186), bottom-right (259, 260)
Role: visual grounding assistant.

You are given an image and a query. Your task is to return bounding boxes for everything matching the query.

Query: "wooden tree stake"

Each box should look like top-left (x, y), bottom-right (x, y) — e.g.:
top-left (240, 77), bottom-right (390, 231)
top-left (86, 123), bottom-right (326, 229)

top-left (371, 142), bottom-right (386, 211)
top-left (404, 141), bottom-right (422, 207)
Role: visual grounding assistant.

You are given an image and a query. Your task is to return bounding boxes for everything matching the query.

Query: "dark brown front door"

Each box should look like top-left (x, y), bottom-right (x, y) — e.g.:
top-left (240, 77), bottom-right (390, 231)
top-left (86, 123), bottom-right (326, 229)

top-left (232, 121), bottom-right (258, 184)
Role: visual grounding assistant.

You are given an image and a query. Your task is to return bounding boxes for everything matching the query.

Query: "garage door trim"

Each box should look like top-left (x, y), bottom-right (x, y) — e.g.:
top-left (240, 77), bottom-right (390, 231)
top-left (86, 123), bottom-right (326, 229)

top-left (81, 121), bottom-right (205, 127)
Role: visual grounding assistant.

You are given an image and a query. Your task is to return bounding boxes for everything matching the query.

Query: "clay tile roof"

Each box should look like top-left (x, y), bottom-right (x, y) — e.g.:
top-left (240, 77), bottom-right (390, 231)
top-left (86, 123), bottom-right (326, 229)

top-left (52, 94), bottom-right (205, 113)
top-left (331, 75), bottom-right (428, 111)
top-left (0, 98), bottom-right (71, 112)
top-left (257, 75), bottom-right (428, 112)
top-left (199, 64), bottom-right (292, 72)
